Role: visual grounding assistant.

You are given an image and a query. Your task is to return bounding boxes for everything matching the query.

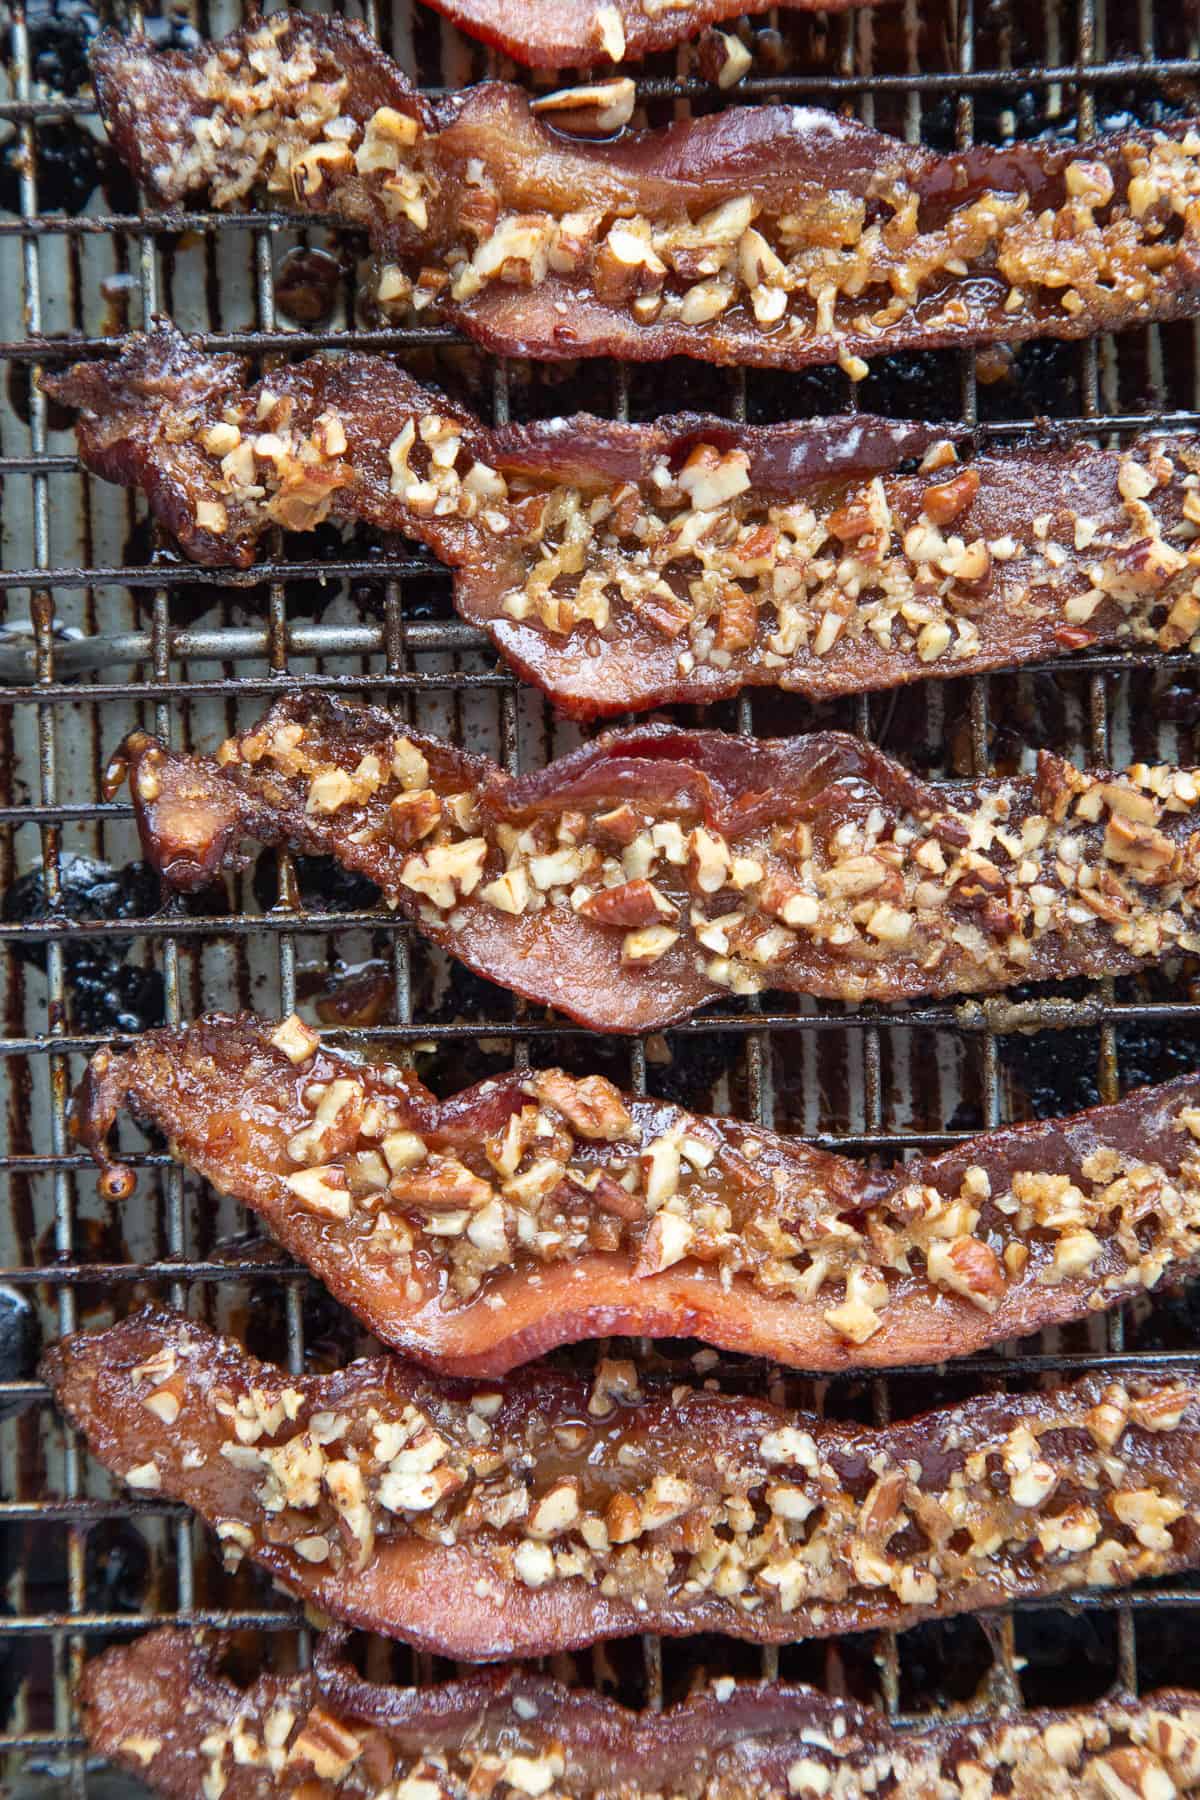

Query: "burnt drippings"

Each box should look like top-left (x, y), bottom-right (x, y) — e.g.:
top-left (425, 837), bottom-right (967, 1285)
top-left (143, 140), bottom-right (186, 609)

top-left (241, 1274), bottom-right (373, 1375)
top-left (66, 957), bottom-right (165, 1035)
top-left (274, 246), bottom-right (344, 325)
top-left (0, 120), bottom-right (103, 216)
top-left (1011, 1607), bottom-right (1124, 1708)
top-left (1116, 1018), bottom-right (1200, 1090)
top-left (3, 853), bottom-right (159, 964)
top-left (2, 853), bottom-right (164, 1033)
top-left (999, 1022), bottom-right (1103, 1121)
top-left (122, 518), bottom-right (379, 627)
top-left (7, 0), bottom-right (197, 98)
top-left (0, 1289), bottom-right (40, 1418)
top-left (407, 957), bottom-right (525, 1092)
top-left (893, 1614), bottom-right (1001, 1713)
top-left (9, 0), bottom-right (99, 94)
top-left (853, 346), bottom-right (965, 423)
top-left (84, 1518), bottom-right (151, 1616)
top-left (121, 518), bottom-right (361, 629)
top-left (976, 338), bottom-right (1085, 422)
top-left (1125, 1271), bottom-right (1200, 1353)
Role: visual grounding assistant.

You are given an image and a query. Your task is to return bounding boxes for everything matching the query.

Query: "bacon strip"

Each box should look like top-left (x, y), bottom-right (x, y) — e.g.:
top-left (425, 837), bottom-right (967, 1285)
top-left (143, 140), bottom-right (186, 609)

top-left (73, 1013), bottom-right (1200, 1376)
top-left (108, 695), bottom-right (1200, 1031)
top-left (422, 0), bottom-right (871, 69)
top-left (86, 16), bottom-right (1200, 370)
top-left (81, 1624), bottom-right (1200, 1800)
top-left (44, 326), bottom-right (1200, 719)
top-left (41, 1305), bottom-right (1200, 1657)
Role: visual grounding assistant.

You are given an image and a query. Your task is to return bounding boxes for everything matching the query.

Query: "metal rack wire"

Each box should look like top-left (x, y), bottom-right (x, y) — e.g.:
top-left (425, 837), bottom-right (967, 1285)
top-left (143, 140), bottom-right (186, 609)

top-left (4, 0), bottom-right (1200, 1789)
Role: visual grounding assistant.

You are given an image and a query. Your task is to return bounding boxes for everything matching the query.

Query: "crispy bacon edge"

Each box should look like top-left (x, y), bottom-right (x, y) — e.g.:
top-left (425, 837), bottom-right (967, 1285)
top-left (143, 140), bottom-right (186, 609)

top-left (85, 17), bottom-right (1200, 370)
top-left (80, 1625), bottom-right (1200, 1800)
top-left (43, 325), bottom-right (1200, 721)
top-left (41, 1306), bottom-right (1200, 1656)
top-left (71, 1012), bottom-right (1200, 1377)
top-left (106, 695), bottom-right (1200, 1032)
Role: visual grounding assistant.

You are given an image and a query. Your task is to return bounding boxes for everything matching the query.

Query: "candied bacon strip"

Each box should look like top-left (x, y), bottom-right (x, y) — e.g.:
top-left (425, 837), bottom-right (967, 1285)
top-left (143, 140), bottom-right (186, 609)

top-left (41, 1306), bottom-right (1200, 1657)
top-left (43, 326), bottom-right (1200, 720)
top-left (423, 0), bottom-right (871, 69)
top-left (80, 1625), bottom-right (1200, 1800)
top-left (73, 1013), bottom-right (1200, 1376)
top-left (108, 694), bottom-right (1200, 1032)
top-left (86, 16), bottom-right (1200, 370)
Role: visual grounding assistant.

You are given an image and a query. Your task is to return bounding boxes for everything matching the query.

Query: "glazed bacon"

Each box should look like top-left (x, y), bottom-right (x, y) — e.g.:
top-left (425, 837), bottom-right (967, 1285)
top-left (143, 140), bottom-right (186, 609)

top-left (109, 694), bottom-right (1200, 1031)
top-left (87, 16), bottom-right (1200, 370)
top-left (422, 0), bottom-right (871, 70)
top-left (41, 1306), bottom-right (1200, 1658)
top-left (44, 327), bottom-right (1200, 719)
top-left (73, 1014), bottom-right (1200, 1375)
top-left (82, 1625), bottom-right (1200, 1800)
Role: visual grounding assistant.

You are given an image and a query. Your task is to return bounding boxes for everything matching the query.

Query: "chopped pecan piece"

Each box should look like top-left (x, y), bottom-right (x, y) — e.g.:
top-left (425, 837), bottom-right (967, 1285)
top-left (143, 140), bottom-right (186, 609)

top-left (577, 880), bottom-right (680, 928)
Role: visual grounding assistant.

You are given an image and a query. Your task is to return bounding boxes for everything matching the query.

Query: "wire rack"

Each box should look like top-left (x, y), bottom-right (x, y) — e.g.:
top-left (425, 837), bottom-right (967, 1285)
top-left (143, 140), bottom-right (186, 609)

top-left (4, 0), bottom-right (1200, 1791)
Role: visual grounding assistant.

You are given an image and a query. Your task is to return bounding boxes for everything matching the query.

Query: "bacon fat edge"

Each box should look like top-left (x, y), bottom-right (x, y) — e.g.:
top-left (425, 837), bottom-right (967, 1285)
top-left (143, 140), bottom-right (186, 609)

top-left (73, 1013), bottom-right (1200, 1375)
top-left (81, 1624), bottom-right (1200, 1800)
top-left (41, 1305), bottom-right (1200, 1657)
top-left (108, 695), bottom-right (1200, 1032)
top-left (84, 16), bottom-right (1200, 369)
top-left (43, 325), bottom-right (1200, 719)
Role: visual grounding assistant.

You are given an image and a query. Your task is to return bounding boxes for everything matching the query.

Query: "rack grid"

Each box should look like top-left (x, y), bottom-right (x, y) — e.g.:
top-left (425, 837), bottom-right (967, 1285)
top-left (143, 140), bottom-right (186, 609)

top-left (4, 0), bottom-right (1200, 1790)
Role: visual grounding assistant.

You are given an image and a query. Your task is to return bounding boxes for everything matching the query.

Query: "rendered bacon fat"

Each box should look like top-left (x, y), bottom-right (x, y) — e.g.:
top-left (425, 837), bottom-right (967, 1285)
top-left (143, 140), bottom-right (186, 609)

top-left (74, 1014), bottom-right (1200, 1375)
top-left (110, 695), bottom-right (1200, 1031)
top-left (44, 327), bottom-right (1200, 719)
top-left (87, 16), bottom-right (1200, 369)
top-left (42, 1306), bottom-right (1200, 1657)
top-left (83, 1626), bottom-right (1200, 1800)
